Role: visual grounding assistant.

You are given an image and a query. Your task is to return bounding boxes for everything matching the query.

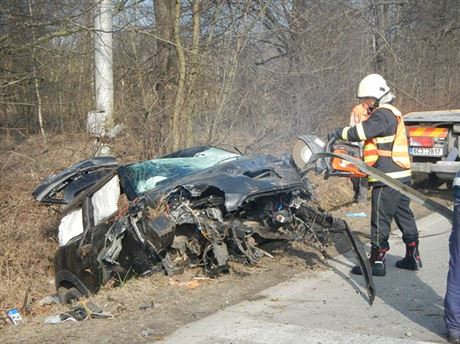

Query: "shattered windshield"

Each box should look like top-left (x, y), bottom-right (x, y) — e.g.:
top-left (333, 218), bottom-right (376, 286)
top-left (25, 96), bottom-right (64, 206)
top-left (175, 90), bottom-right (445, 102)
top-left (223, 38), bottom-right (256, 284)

top-left (121, 147), bottom-right (240, 195)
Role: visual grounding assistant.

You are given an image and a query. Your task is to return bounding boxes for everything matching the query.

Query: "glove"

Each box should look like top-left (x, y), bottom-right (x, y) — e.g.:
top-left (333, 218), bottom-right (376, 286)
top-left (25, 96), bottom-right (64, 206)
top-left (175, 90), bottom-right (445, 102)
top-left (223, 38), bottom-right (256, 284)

top-left (351, 103), bottom-right (369, 118)
top-left (350, 103), bottom-right (370, 125)
top-left (328, 128), bottom-right (342, 141)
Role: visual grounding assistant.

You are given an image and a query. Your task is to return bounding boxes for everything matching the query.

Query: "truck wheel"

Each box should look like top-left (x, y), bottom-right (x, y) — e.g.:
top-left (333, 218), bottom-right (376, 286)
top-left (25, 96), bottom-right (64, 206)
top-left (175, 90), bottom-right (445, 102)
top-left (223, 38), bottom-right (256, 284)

top-left (412, 172), bottom-right (428, 187)
top-left (427, 174), bottom-right (444, 188)
top-left (412, 173), bottom-right (444, 189)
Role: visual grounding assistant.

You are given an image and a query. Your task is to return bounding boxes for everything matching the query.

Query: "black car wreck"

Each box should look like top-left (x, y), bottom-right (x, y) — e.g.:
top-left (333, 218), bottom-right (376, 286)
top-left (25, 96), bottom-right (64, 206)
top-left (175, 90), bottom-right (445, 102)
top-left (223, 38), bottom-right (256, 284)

top-left (32, 146), bottom-right (374, 305)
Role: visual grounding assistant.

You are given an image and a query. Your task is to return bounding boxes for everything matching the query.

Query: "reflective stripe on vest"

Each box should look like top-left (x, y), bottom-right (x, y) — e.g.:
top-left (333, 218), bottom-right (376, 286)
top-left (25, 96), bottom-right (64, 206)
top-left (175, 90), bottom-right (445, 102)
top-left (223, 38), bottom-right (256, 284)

top-left (374, 135), bottom-right (395, 144)
top-left (368, 169), bottom-right (412, 183)
top-left (363, 104), bottom-right (411, 170)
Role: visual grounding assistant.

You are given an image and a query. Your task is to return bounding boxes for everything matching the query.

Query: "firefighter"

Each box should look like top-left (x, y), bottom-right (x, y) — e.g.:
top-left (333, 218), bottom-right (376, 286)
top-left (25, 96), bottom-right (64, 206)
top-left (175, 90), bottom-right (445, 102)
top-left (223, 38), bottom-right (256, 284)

top-left (349, 103), bottom-right (370, 202)
top-left (445, 171), bottom-right (460, 343)
top-left (329, 73), bottom-right (422, 277)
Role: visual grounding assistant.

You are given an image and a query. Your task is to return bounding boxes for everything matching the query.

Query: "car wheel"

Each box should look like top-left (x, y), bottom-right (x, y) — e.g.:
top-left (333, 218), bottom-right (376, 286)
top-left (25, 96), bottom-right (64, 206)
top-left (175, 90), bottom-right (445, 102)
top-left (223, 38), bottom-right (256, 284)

top-left (58, 286), bottom-right (83, 305)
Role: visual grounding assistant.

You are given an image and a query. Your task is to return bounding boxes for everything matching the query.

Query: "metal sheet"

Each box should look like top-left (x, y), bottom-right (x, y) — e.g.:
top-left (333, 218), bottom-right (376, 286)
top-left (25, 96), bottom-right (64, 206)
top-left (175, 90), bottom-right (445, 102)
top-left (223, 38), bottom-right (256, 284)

top-left (404, 110), bottom-right (460, 123)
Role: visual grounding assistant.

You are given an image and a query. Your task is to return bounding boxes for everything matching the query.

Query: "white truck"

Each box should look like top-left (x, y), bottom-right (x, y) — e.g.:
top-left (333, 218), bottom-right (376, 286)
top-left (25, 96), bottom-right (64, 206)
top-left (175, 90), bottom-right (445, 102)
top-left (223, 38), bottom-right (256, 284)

top-left (404, 109), bottom-right (460, 187)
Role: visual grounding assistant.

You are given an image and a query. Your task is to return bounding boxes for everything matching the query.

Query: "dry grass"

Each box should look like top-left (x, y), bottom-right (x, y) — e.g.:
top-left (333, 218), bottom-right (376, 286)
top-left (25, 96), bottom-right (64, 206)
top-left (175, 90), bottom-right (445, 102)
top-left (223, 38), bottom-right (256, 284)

top-left (0, 133), bottom-right (95, 311)
top-left (307, 172), bottom-right (355, 210)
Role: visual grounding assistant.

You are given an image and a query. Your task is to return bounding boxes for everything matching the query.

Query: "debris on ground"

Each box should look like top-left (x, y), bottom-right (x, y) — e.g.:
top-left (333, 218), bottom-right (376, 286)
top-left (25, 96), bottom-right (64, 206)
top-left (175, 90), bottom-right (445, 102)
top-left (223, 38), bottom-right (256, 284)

top-left (139, 301), bottom-right (154, 310)
top-left (44, 301), bottom-right (112, 324)
top-left (346, 212), bottom-right (368, 218)
top-left (38, 295), bottom-right (60, 307)
top-left (5, 308), bottom-right (25, 325)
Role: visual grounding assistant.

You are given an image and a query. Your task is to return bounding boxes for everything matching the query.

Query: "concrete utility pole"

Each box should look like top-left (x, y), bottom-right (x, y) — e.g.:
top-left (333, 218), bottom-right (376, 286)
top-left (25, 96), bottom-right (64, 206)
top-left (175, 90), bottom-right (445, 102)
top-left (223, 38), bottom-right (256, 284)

top-left (94, 0), bottom-right (113, 119)
top-left (88, 0), bottom-right (114, 156)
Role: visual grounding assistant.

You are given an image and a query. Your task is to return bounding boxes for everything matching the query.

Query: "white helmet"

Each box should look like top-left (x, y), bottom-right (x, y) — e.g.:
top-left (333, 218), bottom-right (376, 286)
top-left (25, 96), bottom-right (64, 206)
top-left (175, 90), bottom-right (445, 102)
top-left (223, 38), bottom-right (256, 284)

top-left (357, 74), bottom-right (390, 100)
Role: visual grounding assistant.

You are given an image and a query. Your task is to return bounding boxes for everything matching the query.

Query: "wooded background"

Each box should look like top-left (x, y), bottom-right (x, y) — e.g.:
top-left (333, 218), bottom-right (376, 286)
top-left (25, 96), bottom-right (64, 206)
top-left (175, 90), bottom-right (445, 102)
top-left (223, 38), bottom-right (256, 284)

top-left (1, 0), bottom-right (459, 157)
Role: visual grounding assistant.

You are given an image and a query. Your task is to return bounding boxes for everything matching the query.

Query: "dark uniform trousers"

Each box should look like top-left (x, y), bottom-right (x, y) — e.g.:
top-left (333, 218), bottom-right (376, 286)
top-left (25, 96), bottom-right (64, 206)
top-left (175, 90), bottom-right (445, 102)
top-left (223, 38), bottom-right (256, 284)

top-left (371, 185), bottom-right (419, 249)
top-left (445, 181), bottom-right (460, 338)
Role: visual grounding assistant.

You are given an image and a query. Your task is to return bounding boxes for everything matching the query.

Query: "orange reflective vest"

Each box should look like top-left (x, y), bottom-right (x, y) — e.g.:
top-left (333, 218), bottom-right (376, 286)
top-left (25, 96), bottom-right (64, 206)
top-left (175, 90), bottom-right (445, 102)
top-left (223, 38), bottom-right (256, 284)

top-left (362, 104), bottom-right (411, 170)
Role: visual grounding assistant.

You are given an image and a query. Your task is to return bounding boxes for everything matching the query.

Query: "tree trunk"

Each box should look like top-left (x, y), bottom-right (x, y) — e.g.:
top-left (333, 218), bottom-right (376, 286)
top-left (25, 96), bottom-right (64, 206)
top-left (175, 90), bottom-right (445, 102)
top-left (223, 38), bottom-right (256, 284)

top-left (185, 0), bottom-right (201, 147)
top-left (28, 0), bottom-right (46, 139)
top-left (153, 0), bottom-right (176, 154)
top-left (371, 0), bottom-right (389, 73)
top-left (171, 0), bottom-right (186, 151)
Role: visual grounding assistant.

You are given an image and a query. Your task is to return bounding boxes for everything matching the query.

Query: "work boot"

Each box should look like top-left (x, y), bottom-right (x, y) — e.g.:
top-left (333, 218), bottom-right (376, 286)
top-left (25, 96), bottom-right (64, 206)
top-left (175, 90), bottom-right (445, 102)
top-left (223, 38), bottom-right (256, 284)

top-left (395, 241), bottom-right (422, 270)
top-left (351, 246), bottom-right (388, 277)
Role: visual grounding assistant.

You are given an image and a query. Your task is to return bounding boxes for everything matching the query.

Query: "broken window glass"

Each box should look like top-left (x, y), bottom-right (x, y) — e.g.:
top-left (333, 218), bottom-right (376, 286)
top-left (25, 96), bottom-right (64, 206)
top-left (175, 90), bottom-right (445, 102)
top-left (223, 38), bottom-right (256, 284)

top-left (121, 148), bottom-right (240, 195)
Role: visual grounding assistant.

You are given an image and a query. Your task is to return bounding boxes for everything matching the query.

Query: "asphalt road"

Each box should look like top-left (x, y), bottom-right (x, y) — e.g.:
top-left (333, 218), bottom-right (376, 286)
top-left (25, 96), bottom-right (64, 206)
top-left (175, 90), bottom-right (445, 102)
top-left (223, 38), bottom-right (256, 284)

top-left (161, 213), bottom-right (452, 344)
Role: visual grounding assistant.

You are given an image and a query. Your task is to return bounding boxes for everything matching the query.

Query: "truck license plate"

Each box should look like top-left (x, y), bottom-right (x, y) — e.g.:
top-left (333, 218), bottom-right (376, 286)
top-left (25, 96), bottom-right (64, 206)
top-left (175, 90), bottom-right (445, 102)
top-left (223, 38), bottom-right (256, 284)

top-left (409, 147), bottom-right (443, 156)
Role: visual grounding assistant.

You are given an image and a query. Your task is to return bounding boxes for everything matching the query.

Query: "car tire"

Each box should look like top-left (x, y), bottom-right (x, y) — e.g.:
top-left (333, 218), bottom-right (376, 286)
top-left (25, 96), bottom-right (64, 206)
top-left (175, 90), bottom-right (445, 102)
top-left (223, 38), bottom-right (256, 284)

top-left (58, 286), bottom-right (83, 305)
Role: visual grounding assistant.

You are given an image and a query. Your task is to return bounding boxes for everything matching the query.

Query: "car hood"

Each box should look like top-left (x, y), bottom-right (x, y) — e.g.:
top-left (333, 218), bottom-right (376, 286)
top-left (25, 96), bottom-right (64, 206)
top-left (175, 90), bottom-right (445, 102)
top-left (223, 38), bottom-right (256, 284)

top-left (139, 154), bottom-right (305, 212)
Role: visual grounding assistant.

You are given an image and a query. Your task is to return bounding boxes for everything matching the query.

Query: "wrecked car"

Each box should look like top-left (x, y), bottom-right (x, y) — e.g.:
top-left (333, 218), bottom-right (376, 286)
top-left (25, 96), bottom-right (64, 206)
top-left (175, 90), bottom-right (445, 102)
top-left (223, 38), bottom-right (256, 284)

top-left (33, 146), bottom-right (374, 304)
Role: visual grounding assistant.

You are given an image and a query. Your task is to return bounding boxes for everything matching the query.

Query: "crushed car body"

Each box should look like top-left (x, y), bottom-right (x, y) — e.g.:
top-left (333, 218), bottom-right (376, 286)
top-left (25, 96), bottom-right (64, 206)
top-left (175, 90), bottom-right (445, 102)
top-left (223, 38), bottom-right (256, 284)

top-left (32, 146), bottom-right (375, 304)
